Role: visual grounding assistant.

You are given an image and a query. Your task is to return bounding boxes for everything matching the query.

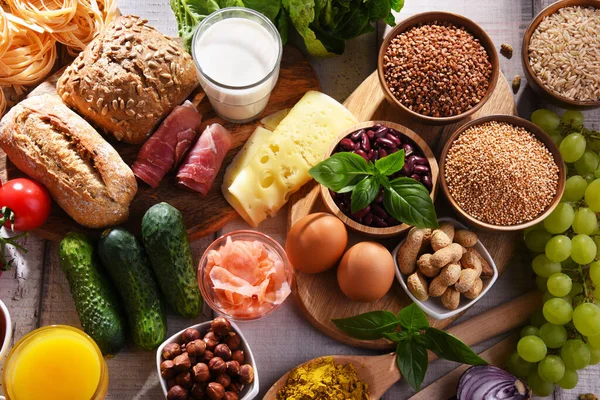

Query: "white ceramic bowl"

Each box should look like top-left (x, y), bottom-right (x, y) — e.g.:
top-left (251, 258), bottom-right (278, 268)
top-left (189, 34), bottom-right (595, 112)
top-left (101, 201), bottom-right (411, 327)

top-left (156, 320), bottom-right (259, 399)
top-left (393, 217), bottom-right (498, 320)
top-left (0, 300), bottom-right (12, 362)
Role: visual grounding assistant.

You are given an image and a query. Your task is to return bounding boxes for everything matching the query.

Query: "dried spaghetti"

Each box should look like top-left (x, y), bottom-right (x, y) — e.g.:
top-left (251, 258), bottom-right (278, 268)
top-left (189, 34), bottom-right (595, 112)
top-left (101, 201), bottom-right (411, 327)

top-left (0, 87), bottom-right (6, 118)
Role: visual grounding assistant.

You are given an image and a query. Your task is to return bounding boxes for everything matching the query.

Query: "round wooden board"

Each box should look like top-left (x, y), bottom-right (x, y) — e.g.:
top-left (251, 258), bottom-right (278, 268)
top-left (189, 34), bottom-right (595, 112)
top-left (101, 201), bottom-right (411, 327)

top-left (1, 46), bottom-right (320, 242)
top-left (287, 71), bottom-right (520, 349)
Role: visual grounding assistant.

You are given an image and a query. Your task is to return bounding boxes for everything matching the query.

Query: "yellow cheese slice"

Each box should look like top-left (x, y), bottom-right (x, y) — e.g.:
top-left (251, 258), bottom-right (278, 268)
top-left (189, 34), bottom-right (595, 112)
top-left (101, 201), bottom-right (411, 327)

top-left (260, 108), bottom-right (289, 131)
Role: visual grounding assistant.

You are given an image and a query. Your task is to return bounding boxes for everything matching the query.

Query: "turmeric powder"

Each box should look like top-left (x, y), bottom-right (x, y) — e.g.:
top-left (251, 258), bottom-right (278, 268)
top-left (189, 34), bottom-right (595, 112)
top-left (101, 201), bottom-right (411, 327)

top-left (276, 356), bottom-right (369, 400)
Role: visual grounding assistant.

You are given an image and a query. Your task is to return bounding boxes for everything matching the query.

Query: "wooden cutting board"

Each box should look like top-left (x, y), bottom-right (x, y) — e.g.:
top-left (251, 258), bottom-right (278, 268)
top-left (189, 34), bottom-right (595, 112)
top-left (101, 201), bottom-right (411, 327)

top-left (287, 71), bottom-right (519, 349)
top-left (1, 46), bottom-right (320, 242)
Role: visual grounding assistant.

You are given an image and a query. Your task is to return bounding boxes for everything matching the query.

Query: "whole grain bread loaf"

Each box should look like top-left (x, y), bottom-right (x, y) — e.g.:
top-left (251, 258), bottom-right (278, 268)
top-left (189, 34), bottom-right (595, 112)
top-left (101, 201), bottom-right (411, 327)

top-left (57, 15), bottom-right (198, 145)
top-left (0, 94), bottom-right (137, 228)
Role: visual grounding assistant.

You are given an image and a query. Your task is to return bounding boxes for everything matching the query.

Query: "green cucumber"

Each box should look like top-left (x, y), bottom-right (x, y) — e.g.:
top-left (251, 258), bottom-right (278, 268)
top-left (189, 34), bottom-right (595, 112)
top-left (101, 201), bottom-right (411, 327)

top-left (141, 202), bottom-right (202, 317)
top-left (58, 232), bottom-right (125, 356)
top-left (98, 228), bottom-right (167, 350)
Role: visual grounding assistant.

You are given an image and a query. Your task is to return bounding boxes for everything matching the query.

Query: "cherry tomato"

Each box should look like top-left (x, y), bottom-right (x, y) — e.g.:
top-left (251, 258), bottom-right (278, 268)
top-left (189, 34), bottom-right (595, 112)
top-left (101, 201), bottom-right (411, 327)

top-left (0, 178), bottom-right (51, 231)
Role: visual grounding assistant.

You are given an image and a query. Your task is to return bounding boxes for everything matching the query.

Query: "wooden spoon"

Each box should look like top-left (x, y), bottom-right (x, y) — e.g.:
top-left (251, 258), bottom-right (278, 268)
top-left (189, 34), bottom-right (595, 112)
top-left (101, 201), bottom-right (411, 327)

top-left (264, 291), bottom-right (541, 400)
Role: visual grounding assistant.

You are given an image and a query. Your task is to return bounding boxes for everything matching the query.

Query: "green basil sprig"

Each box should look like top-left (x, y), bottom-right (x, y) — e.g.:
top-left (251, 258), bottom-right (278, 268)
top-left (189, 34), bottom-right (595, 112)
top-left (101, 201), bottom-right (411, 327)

top-left (332, 304), bottom-right (487, 391)
top-left (309, 150), bottom-right (438, 229)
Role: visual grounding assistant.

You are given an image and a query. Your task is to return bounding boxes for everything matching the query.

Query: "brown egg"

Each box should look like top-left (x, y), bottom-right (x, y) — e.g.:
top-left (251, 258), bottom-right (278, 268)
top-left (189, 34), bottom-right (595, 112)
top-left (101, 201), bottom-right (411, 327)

top-left (286, 213), bottom-right (348, 274)
top-left (337, 242), bottom-right (395, 302)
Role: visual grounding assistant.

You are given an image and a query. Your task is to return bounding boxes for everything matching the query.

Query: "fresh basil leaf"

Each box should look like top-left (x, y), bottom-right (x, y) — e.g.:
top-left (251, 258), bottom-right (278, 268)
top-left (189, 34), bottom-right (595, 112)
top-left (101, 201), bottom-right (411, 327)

top-left (375, 149), bottom-right (404, 176)
top-left (383, 177), bottom-right (439, 229)
top-left (424, 328), bottom-right (488, 365)
top-left (376, 173), bottom-right (391, 190)
top-left (350, 176), bottom-right (380, 213)
top-left (414, 333), bottom-right (442, 355)
top-left (309, 152), bottom-right (372, 192)
top-left (332, 311), bottom-right (399, 340)
top-left (242, 0), bottom-right (282, 21)
top-left (396, 338), bottom-right (428, 392)
top-left (382, 331), bottom-right (409, 342)
top-left (397, 303), bottom-right (429, 332)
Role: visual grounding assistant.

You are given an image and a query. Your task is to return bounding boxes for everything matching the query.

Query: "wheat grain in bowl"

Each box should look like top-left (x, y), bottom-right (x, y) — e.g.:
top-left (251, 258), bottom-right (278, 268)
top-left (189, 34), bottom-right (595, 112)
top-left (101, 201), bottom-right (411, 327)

top-left (528, 6), bottom-right (600, 102)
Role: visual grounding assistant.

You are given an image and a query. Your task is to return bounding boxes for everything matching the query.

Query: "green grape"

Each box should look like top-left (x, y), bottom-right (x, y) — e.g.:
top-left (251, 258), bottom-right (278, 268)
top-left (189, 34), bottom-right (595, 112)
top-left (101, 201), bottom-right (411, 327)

top-left (521, 325), bottom-right (540, 337)
top-left (571, 234), bottom-right (597, 265)
top-left (545, 235), bottom-right (572, 262)
top-left (543, 298), bottom-right (573, 325)
top-left (585, 179), bottom-right (600, 212)
top-left (561, 339), bottom-right (591, 369)
top-left (561, 110), bottom-right (584, 128)
top-left (550, 131), bottom-right (563, 145)
top-left (564, 176), bottom-right (588, 202)
top-left (542, 291), bottom-right (570, 303)
top-left (589, 333), bottom-right (600, 350)
top-left (585, 172), bottom-right (596, 184)
top-left (531, 310), bottom-right (547, 327)
top-left (589, 344), bottom-right (600, 365)
top-left (532, 254), bottom-right (562, 278)
top-left (560, 133), bottom-right (587, 163)
top-left (532, 109), bottom-right (560, 132)
top-left (539, 323), bottom-right (568, 348)
top-left (547, 273), bottom-right (573, 297)
top-left (527, 370), bottom-right (555, 397)
top-left (575, 150), bottom-right (600, 175)
top-left (572, 207), bottom-right (597, 235)
top-left (536, 276), bottom-right (549, 292)
top-left (525, 230), bottom-right (553, 253)
top-left (543, 203), bottom-right (575, 234)
top-left (573, 303), bottom-right (600, 337)
top-left (506, 351), bottom-right (536, 377)
top-left (556, 368), bottom-right (578, 389)
top-left (569, 282), bottom-right (584, 297)
top-left (538, 355), bottom-right (565, 383)
top-left (588, 136), bottom-right (600, 152)
top-left (517, 335), bottom-right (547, 362)
top-left (591, 260), bottom-right (600, 285)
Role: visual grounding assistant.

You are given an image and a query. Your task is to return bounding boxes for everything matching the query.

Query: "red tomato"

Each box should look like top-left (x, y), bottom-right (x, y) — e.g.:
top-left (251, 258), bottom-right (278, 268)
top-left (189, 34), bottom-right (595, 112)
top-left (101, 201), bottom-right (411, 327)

top-left (0, 178), bottom-right (51, 231)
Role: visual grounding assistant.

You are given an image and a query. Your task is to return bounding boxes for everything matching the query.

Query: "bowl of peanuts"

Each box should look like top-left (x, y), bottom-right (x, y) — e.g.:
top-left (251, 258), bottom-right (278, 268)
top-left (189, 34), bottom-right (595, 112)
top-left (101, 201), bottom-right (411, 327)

top-left (377, 12), bottom-right (499, 125)
top-left (393, 217), bottom-right (498, 320)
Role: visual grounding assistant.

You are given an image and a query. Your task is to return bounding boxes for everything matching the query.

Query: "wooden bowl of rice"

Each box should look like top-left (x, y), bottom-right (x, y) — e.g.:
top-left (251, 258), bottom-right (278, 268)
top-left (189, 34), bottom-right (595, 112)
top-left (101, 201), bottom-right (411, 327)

top-left (522, 0), bottom-right (600, 109)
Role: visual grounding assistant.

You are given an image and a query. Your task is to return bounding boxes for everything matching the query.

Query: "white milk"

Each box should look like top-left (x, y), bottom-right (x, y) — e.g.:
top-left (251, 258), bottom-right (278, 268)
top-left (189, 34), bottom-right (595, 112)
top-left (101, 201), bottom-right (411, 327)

top-left (192, 12), bottom-right (281, 123)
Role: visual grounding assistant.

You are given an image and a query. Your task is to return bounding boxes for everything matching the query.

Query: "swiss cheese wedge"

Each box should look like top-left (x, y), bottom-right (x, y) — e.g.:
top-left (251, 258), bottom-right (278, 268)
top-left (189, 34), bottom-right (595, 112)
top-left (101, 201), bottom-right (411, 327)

top-left (223, 91), bottom-right (358, 226)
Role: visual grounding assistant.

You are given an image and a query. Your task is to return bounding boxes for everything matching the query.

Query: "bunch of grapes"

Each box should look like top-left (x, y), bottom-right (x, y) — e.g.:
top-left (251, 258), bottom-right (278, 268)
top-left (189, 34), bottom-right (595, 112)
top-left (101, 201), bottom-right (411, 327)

top-left (506, 109), bottom-right (600, 396)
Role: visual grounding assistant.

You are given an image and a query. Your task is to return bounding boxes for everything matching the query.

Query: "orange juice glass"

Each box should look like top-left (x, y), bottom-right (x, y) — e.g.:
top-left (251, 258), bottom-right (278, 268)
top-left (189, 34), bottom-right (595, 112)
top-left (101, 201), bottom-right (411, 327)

top-left (2, 325), bottom-right (108, 400)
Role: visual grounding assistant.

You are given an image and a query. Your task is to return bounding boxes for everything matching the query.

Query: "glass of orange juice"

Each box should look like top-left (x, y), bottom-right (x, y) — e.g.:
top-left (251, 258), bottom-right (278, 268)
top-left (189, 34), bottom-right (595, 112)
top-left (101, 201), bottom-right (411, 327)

top-left (2, 325), bottom-right (108, 400)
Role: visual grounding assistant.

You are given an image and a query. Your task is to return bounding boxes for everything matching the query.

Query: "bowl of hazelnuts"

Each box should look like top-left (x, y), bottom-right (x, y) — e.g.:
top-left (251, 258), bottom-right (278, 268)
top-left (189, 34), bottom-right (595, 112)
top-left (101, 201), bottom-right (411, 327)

top-left (156, 317), bottom-right (259, 400)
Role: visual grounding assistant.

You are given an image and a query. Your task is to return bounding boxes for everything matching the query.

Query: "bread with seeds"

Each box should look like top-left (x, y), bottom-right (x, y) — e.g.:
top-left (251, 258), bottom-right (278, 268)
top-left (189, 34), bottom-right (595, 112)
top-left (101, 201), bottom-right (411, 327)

top-left (57, 15), bottom-right (198, 145)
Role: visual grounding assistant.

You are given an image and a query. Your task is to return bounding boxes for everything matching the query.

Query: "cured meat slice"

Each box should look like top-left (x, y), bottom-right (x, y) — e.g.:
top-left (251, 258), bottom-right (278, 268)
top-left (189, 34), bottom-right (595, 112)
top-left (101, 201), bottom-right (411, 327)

top-left (177, 123), bottom-right (233, 195)
top-left (132, 100), bottom-right (202, 188)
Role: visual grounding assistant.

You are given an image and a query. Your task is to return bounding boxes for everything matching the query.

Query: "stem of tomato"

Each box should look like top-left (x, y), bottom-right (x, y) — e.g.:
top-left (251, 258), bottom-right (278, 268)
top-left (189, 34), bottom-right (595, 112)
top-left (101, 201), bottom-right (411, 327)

top-left (0, 207), bottom-right (15, 231)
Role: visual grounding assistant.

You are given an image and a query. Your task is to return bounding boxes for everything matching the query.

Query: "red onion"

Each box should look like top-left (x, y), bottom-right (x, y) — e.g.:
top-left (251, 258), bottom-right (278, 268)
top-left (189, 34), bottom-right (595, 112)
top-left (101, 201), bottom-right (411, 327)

top-left (457, 365), bottom-right (532, 400)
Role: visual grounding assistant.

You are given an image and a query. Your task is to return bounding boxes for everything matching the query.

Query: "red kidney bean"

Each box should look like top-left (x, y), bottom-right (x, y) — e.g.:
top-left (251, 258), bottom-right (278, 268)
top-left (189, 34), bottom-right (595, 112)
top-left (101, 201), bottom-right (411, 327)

top-left (410, 174), bottom-right (421, 181)
top-left (386, 134), bottom-right (401, 146)
top-left (412, 156), bottom-right (429, 165)
top-left (374, 126), bottom-right (388, 138)
top-left (350, 129), bottom-right (364, 142)
top-left (378, 148), bottom-right (388, 159)
top-left (372, 215), bottom-right (388, 227)
top-left (340, 138), bottom-right (354, 150)
top-left (413, 165), bottom-right (430, 175)
top-left (355, 149), bottom-right (368, 161)
top-left (375, 192), bottom-right (384, 203)
top-left (401, 156), bottom-right (415, 176)
top-left (402, 143), bottom-right (414, 156)
top-left (371, 204), bottom-right (388, 219)
top-left (386, 216), bottom-right (399, 226)
top-left (352, 205), bottom-right (370, 219)
top-left (362, 213), bottom-right (373, 226)
top-left (422, 174), bottom-right (432, 190)
top-left (376, 137), bottom-right (396, 149)
top-left (367, 130), bottom-right (375, 139)
top-left (361, 133), bottom-right (370, 152)
top-left (368, 149), bottom-right (375, 161)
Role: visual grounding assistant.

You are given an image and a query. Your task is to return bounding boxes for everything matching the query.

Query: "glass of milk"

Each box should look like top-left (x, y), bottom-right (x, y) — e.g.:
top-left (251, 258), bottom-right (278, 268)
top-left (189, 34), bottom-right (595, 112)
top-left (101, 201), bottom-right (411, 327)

top-left (192, 8), bottom-right (283, 123)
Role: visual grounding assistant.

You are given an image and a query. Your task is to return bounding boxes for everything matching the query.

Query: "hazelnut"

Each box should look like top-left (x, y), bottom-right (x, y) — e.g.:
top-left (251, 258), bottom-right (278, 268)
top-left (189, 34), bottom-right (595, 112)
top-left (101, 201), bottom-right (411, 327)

top-left (162, 343), bottom-right (182, 360)
top-left (207, 382), bottom-right (225, 400)
top-left (202, 350), bottom-right (215, 363)
top-left (228, 381), bottom-right (244, 394)
top-left (239, 364), bottom-right (254, 384)
top-left (211, 317), bottom-right (232, 336)
top-left (181, 328), bottom-right (201, 344)
top-left (208, 357), bottom-right (227, 375)
top-left (167, 385), bottom-right (188, 400)
top-left (214, 373), bottom-right (232, 388)
top-left (231, 350), bottom-right (245, 365)
top-left (192, 362), bottom-right (210, 383)
top-left (176, 371), bottom-right (193, 389)
top-left (214, 344), bottom-right (232, 361)
top-left (173, 352), bottom-right (191, 372)
top-left (161, 360), bottom-right (176, 379)
top-left (203, 331), bottom-right (219, 350)
top-left (226, 360), bottom-right (240, 376)
top-left (186, 339), bottom-right (206, 358)
top-left (167, 378), bottom-right (177, 389)
top-left (224, 392), bottom-right (239, 400)
top-left (190, 383), bottom-right (206, 399)
top-left (223, 333), bottom-right (241, 351)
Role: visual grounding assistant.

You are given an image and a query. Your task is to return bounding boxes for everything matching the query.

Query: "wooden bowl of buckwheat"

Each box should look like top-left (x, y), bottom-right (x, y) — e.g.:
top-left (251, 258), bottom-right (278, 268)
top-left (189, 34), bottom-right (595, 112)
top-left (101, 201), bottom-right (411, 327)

top-left (377, 12), bottom-right (499, 125)
top-left (439, 115), bottom-right (566, 231)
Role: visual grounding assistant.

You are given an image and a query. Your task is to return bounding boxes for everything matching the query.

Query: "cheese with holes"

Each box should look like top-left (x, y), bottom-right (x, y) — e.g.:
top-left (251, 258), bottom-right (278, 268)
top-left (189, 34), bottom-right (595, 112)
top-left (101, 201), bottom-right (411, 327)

top-left (223, 91), bottom-right (357, 226)
top-left (260, 108), bottom-right (289, 130)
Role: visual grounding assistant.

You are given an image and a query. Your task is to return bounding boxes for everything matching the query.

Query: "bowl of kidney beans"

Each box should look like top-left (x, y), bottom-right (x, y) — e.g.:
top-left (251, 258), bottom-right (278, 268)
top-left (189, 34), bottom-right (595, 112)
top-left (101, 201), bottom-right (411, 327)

top-left (320, 121), bottom-right (439, 237)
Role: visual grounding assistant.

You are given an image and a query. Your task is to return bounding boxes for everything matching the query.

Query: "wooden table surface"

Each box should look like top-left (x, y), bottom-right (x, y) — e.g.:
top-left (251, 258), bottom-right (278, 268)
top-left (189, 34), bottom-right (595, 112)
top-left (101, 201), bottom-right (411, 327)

top-left (1, 0), bottom-right (599, 399)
